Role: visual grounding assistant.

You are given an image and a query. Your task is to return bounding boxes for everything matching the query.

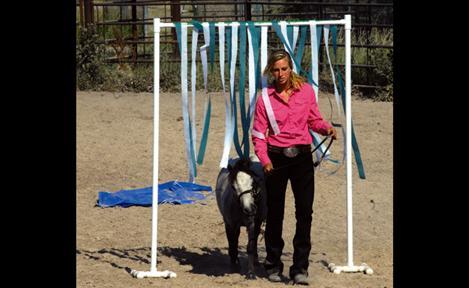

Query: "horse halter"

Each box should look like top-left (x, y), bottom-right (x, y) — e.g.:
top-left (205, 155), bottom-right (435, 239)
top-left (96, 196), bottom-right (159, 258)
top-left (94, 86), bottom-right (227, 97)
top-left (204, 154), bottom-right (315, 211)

top-left (236, 175), bottom-right (260, 202)
top-left (233, 171), bottom-right (261, 216)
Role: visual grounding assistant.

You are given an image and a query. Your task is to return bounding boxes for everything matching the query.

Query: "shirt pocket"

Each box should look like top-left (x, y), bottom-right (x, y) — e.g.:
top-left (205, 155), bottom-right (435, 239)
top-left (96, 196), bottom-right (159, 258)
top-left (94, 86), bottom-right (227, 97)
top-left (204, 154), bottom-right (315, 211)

top-left (292, 96), bottom-right (310, 129)
top-left (271, 101), bottom-right (288, 127)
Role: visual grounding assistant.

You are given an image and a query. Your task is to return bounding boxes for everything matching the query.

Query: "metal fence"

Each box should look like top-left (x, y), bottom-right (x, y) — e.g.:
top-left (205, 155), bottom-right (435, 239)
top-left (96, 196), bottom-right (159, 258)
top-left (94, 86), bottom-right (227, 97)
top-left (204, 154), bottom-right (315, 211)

top-left (77, 0), bottom-right (393, 93)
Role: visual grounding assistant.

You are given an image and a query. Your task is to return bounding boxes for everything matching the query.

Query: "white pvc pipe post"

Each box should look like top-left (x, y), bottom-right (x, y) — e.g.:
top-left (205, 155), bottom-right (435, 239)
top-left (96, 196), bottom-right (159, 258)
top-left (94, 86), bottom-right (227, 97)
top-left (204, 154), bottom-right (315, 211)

top-left (328, 15), bottom-right (373, 275)
top-left (130, 18), bottom-right (177, 279)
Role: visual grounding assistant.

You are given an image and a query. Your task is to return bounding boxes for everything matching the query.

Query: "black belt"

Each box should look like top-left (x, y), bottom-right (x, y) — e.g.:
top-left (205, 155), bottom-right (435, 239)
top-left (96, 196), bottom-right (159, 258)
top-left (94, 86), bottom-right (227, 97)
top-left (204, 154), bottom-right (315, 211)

top-left (268, 144), bottom-right (311, 158)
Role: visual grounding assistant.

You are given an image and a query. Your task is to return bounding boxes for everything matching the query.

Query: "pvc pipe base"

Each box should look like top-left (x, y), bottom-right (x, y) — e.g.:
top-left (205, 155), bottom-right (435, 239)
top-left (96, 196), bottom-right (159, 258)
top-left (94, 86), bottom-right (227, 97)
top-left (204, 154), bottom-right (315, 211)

top-left (130, 269), bottom-right (177, 279)
top-left (328, 263), bottom-right (373, 275)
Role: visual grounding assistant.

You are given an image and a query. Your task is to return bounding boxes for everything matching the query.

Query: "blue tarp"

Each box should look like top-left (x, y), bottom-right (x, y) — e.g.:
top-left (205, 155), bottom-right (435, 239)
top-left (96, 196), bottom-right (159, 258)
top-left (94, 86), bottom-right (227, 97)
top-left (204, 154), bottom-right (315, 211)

top-left (97, 181), bottom-right (212, 208)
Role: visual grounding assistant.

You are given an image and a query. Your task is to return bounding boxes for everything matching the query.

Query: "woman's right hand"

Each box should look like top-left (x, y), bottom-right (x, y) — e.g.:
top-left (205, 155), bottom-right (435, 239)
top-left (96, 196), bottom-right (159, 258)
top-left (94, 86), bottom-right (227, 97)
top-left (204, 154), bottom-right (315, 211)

top-left (263, 163), bottom-right (274, 175)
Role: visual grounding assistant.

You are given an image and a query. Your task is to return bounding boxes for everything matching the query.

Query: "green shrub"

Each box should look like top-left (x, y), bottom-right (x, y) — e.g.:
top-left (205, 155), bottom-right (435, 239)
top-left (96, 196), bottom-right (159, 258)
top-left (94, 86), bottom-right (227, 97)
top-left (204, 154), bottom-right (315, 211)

top-left (372, 48), bottom-right (393, 101)
top-left (76, 25), bottom-right (108, 90)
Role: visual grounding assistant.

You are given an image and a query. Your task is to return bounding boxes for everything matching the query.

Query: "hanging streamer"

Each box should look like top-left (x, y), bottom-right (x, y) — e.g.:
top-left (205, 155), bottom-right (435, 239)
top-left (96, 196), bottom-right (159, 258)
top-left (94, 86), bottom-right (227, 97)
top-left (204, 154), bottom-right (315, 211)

top-left (190, 23), bottom-right (199, 160)
top-left (331, 25), bottom-right (338, 56)
top-left (237, 22), bottom-right (250, 157)
top-left (323, 25), bottom-right (344, 119)
top-left (292, 26), bottom-right (300, 52)
top-left (272, 21), bottom-right (301, 73)
top-left (247, 22), bottom-right (260, 123)
top-left (260, 25), bottom-right (280, 136)
top-left (336, 59), bottom-right (366, 179)
top-left (227, 23), bottom-right (243, 158)
top-left (209, 22), bottom-right (216, 71)
top-left (219, 23), bottom-right (234, 168)
top-left (195, 21), bottom-right (212, 165)
top-left (294, 25), bottom-right (308, 76)
top-left (311, 25), bottom-right (347, 164)
top-left (309, 21), bottom-right (320, 97)
top-left (175, 22), bottom-right (197, 181)
top-left (174, 19), bottom-right (363, 181)
top-left (287, 25), bottom-right (300, 57)
top-left (272, 21), bottom-right (316, 87)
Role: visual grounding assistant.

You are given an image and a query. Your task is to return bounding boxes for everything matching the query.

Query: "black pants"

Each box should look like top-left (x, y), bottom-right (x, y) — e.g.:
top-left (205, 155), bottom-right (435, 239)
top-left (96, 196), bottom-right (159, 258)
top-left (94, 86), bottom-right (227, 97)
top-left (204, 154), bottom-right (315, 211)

top-left (264, 150), bottom-right (315, 278)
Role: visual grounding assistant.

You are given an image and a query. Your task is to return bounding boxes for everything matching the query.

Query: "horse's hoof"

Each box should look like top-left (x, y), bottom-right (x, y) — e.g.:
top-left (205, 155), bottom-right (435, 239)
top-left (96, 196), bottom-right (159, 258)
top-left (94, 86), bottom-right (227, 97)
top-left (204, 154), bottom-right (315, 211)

top-left (245, 272), bottom-right (256, 280)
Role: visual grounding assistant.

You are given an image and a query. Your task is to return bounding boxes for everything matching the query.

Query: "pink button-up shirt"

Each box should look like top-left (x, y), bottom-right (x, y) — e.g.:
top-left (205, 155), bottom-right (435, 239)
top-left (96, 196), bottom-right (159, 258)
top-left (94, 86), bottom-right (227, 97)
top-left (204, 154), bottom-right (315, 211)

top-left (252, 82), bottom-right (332, 166)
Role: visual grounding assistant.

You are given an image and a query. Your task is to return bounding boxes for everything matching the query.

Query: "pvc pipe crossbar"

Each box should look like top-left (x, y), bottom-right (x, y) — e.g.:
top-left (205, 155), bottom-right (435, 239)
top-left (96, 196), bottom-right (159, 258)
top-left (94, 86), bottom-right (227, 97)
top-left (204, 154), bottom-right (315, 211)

top-left (157, 19), bottom-right (348, 28)
top-left (131, 15), bottom-right (372, 279)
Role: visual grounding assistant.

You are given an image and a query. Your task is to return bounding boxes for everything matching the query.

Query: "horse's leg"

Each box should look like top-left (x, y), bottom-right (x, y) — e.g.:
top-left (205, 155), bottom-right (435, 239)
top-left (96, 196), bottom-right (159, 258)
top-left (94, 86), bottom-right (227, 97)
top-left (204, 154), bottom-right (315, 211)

top-left (246, 216), bottom-right (257, 279)
top-left (225, 223), bottom-right (240, 272)
top-left (253, 219), bottom-right (262, 266)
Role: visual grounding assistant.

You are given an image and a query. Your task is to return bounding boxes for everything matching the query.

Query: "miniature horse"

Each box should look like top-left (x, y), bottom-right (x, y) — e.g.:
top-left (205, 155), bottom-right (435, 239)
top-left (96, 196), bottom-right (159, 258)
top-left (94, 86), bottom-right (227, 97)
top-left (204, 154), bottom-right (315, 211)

top-left (215, 157), bottom-right (267, 279)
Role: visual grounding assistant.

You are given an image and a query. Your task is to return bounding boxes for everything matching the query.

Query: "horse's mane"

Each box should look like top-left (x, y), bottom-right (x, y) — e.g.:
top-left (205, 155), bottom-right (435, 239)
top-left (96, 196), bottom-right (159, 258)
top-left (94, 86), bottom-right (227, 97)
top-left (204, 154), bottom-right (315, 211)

top-left (228, 157), bottom-right (254, 184)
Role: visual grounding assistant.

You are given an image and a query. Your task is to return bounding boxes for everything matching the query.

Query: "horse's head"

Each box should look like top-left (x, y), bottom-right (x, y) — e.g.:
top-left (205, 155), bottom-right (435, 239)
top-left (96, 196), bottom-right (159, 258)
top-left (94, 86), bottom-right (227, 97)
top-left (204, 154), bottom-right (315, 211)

top-left (228, 158), bottom-right (262, 216)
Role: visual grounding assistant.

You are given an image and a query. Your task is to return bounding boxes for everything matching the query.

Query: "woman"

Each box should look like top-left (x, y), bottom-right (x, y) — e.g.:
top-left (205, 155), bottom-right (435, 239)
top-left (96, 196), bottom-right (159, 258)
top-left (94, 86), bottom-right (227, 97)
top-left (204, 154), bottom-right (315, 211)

top-left (251, 49), bottom-right (337, 285)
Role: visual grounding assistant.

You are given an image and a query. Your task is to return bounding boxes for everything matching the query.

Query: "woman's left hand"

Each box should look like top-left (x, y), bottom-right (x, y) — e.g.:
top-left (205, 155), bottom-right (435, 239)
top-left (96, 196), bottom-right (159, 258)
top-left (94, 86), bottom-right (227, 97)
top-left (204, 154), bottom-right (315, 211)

top-left (327, 127), bottom-right (337, 140)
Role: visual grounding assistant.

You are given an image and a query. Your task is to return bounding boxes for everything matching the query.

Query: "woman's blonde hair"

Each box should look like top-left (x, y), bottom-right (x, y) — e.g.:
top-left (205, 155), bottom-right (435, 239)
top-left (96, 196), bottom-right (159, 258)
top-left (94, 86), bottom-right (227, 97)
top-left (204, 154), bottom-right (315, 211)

top-left (263, 49), bottom-right (306, 90)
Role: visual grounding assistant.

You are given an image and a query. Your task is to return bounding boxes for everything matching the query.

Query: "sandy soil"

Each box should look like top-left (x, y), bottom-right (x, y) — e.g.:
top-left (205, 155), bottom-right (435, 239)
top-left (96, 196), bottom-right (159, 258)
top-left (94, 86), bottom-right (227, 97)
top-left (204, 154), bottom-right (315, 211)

top-left (77, 90), bottom-right (392, 288)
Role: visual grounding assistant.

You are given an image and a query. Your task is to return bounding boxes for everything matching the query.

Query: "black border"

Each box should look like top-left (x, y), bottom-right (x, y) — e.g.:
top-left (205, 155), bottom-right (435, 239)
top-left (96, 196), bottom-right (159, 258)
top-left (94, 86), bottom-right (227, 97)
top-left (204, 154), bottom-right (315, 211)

top-left (8, 1), bottom-right (77, 285)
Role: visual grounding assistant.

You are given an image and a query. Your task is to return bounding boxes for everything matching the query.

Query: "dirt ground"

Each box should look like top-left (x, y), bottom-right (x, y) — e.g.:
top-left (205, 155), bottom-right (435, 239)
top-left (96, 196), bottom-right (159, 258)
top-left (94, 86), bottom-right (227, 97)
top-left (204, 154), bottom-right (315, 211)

top-left (76, 90), bottom-right (392, 288)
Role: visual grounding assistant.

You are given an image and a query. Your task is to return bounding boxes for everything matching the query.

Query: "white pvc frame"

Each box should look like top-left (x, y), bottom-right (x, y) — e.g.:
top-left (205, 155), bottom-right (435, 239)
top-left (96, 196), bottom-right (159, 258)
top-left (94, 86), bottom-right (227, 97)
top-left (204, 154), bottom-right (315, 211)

top-left (131, 15), bottom-right (372, 279)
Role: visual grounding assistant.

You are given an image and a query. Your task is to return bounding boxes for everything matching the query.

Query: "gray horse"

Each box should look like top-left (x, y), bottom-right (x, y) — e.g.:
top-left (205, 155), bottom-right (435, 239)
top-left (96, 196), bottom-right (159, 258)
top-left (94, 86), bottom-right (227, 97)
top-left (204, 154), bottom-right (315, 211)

top-left (215, 156), bottom-right (267, 279)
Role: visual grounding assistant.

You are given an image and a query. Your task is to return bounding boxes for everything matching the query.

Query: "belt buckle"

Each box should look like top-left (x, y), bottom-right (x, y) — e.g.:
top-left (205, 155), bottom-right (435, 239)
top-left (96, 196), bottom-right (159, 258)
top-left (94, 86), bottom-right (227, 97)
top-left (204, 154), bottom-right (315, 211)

top-left (283, 147), bottom-right (299, 158)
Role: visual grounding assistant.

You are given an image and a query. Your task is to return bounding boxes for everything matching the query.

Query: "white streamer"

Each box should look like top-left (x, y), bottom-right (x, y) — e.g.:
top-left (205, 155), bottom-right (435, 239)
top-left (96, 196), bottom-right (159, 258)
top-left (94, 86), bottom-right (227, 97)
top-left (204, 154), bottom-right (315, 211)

top-left (291, 26), bottom-right (299, 54)
top-left (279, 21), bottom-right (299, 73)
top-left (308, 21), bottom-right (328, 159)
top-left (247, 26), bottom-right (257, 125)
top-left (323, 25), bottom-right (344, 118)
top-left (180, 24), bottom-right (195, 181)
top-left (198, 22), bottom-right (212, 160)
top-left (260, 25), bottom-right (280, 135)
top-left (190, 27), bottom-right (199, 158)
top-left (219, 23), bottom-right (233, 168)
top-left (200, 23), bottom-right (210, 93)
top-left (309, 21), bottom-right (320, 101)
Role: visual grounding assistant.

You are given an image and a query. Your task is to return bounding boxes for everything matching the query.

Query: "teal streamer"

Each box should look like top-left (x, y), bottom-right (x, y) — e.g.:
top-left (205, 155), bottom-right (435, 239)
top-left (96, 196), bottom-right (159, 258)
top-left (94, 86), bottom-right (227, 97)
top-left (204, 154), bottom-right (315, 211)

top-left (232, 24), bottom-right (244, 158)
top-left (337, 69), bottom-right (366, 179)
top-left (295, 26), bottom-right (308, 74)
top-left (175, 22), bottom-right (182, 53)
top-left (271, 21), bottom-right (302, 73)
top-left (188, 19), bottom-right (212, 166)
top-left (187, 115), bottom-right (197, 178)
top-left (191, 20), bottom-right (203, 32)
top-left (238, 22), bottom-right (250, 157)
top-left (272, 21), bottom-right (318, 87)
top-left (317, 25), bottom-right (323, 51)
top-left (247, 22), bottom-right (261, 106)
top-left (197, 99), bottom-right (211, 164)
top-left (331, 25), bottom-right (337, 56)
top-left (209, 22), bottom-right (216, 71)
top-left (247, 22), bottom-right (261, 94)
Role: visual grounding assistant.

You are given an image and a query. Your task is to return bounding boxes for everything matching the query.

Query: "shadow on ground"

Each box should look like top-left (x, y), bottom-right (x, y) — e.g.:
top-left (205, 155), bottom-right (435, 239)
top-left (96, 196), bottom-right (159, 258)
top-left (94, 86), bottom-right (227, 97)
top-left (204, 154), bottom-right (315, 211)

top-left (77, 246), bottom-right (323, 280)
